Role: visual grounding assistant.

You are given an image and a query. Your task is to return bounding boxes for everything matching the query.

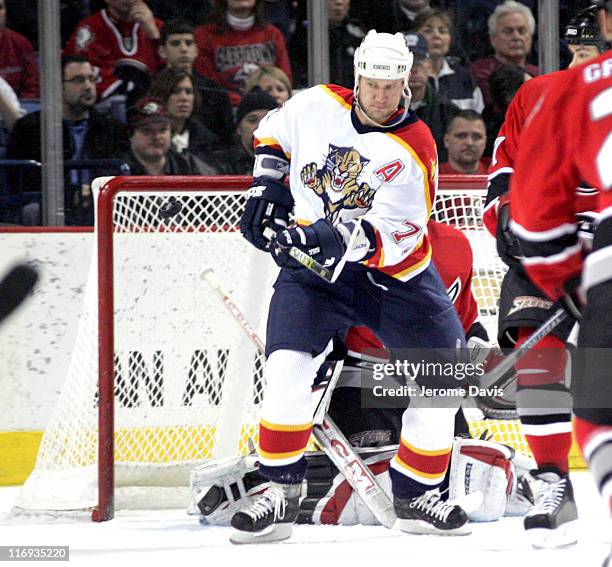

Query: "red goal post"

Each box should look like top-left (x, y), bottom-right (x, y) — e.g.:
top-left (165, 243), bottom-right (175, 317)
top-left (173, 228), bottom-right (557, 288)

top-left (17, 174), bottom-right (518, 522)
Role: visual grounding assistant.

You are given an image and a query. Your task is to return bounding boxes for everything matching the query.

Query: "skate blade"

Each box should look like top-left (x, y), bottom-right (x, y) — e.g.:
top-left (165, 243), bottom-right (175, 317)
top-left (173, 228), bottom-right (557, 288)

top-left (527, 522), bottom-right (578, 549)
top-left (230, 523), bottom-right (293, 545)
top-left (394, 519), bottom-right (471, 536)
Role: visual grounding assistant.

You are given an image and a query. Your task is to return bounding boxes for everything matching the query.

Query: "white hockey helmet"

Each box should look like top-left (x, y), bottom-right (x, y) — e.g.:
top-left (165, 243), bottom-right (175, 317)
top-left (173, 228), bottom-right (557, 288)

top-left (353, 30), bottom-right (413, 126)
top-left (353, 30), bottom-right (413, 84)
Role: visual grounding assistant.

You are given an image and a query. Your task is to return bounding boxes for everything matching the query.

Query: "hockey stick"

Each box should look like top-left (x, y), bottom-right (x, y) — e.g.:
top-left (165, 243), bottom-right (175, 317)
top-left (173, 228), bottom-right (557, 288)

top-left (202, 268), bottom-right (396, 528)
top-left (263, 227), bottom-right (333, 282)
top-left (312, 356), bottom-right (344, 425)
top-left (479, 307), bottom-right (568, 389)
top-left (312, 416), bottom-right (396, 528)
top-left (201, 268), bottom-right (265, 353)
top-left (262, 219), bottom-right (363, 285)
top-left (0, 263), bottom-right (39, 325)
top-left (203, 266), bottom-right (340, 421)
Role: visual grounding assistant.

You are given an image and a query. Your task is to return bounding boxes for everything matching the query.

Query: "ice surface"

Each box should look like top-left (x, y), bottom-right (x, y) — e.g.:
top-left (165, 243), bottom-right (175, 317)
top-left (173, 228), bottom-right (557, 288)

top-left (0, 472), bottom-right (610, 567)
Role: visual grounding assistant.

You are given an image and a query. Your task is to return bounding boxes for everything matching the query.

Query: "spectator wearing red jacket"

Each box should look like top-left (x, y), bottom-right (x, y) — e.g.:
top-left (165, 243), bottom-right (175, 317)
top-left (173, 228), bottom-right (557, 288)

top-left (470, 1), bottom-right (537, 110)
top-left (193, 0), bottom-right (292, 107)
top-left (0, 0), bottom-right (39, 98)
top-left (64, 0), bottom-right (163, 101)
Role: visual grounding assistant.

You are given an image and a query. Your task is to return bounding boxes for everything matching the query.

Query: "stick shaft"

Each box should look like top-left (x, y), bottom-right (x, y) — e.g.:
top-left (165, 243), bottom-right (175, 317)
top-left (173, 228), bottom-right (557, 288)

top-left (202, 270), bottom-right (265, 353)
top-left (263, 226), bottom-right (333, 282)
top-left (480, 308), bottom-right (568, 389)
top-left (313, 416), bottom-right (396, 528)
top-left (203, 268), bottom-right (395, 527)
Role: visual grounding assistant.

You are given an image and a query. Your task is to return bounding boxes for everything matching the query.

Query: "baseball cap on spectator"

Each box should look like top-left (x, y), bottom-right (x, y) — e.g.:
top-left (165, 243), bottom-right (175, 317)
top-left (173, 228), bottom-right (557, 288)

top-left (236, 87), bottom-right (278, 125)
top-left (403, 32), bottom-right (430, 61)
top-left (128, 97), bottom-right (171, 132)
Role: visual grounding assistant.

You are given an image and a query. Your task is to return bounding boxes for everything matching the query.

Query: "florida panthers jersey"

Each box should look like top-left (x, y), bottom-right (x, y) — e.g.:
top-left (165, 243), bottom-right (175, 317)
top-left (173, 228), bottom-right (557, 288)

top-left (483, 70), bottom-right (599, 237)
top-left (344, 219), bottom-right (479, 354)
top-left (510, 51), bottom-right (612, 300)
top-left (254, 84), bottom-right (439, 282)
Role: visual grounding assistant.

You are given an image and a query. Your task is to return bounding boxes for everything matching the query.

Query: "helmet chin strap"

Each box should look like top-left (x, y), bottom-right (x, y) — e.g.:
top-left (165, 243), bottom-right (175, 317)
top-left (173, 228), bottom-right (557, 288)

top-left (353, 82), bottom-right (412, 129)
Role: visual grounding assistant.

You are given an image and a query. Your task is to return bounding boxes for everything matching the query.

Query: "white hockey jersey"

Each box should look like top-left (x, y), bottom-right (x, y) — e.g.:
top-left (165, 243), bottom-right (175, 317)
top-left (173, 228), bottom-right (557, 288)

top-left (253, 84), bottom-right (439, 281)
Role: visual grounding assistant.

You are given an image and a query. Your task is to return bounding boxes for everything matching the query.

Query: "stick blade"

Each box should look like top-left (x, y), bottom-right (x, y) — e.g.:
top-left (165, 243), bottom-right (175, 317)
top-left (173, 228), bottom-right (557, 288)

top-left (201, 268), bottom-right (221, 290)
top-left (0, 263), bottom-right (39, 323)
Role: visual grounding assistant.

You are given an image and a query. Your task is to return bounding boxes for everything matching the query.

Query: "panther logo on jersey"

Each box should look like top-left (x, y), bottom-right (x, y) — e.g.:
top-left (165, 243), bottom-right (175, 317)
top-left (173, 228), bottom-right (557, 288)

top-left (300, 144), bottom-right (375, 221)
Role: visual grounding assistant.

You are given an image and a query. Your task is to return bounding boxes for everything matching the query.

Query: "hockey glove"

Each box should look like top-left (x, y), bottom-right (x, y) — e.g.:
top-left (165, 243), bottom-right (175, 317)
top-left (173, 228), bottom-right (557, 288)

top-left (240, 176), bottom-right (294, 251)
top-left (496, 195), bottom-right (523, 269)
top-left (272, 219), bottom-right (347, 270)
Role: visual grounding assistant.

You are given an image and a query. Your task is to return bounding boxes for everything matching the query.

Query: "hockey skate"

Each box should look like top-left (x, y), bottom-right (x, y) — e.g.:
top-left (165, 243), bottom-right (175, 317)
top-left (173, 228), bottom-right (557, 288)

top-left (393, 489), bottom-right (471, 535)
top-left (230, 482), bottom-right (300, 544)
top-left (524, 466), bottom-right (578, 548)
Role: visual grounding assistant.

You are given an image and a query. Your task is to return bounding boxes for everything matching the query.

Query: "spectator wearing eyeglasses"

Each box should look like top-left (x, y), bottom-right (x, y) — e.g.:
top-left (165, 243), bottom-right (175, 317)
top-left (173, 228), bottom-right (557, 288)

top-left (7, 54), bottom-right (129, 166)
top-left (439, 110), bottom-right (489, 175)
top-left (5, 54), bottom-right (130, 224)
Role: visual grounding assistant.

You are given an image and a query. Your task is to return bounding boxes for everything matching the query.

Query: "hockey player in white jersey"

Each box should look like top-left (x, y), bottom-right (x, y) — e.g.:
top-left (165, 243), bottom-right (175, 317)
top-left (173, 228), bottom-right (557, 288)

top-left (234, 30), bottom-right (470, 544)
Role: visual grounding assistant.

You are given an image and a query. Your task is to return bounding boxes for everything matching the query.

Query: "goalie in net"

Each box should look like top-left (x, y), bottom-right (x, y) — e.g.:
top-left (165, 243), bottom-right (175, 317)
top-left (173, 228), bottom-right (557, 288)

top-left (193, 219), bottom-right (536, 527)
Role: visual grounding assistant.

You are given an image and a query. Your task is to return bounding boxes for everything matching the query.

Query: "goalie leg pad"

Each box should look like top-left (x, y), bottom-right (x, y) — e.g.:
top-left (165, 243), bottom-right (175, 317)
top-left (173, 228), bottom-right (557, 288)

top-left (448, 436), bottom-right (515, 522)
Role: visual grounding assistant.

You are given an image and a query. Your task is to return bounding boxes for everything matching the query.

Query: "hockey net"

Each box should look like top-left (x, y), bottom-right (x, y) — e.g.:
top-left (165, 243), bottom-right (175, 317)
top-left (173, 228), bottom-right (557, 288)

top-left (16, 175), bottom-right (527, 519)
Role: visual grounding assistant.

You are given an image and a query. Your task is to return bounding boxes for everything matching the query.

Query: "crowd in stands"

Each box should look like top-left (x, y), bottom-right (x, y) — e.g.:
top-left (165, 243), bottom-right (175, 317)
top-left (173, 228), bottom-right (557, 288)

top-left (0, 0), bottom-right (594, 225)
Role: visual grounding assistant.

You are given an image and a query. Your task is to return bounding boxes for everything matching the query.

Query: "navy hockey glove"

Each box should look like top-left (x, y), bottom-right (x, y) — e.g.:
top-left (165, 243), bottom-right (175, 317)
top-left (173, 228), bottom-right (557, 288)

top-left (272, 219), bottom-right (347, 270)
top-left (496, 196), bottom-right (523, 269)
top-left (240, 177), bottom-right (294, 251)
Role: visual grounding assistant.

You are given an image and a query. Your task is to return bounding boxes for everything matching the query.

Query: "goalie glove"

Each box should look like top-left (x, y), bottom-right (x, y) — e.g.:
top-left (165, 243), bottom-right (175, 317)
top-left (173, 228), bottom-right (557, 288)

top-left (240, 176), bottom-right (294, 252)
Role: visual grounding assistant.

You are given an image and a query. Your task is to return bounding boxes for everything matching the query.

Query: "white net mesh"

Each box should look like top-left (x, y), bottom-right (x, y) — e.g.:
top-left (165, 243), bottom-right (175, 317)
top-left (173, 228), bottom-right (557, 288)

top-left (17, 177), bottom-right (534, 514)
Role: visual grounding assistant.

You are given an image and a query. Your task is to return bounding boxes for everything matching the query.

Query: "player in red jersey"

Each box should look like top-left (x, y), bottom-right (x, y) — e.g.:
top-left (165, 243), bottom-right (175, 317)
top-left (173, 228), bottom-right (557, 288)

top-left (510, 3), bottom-right (612, 562)
top-left (483, 5), bottom-right (606, 549)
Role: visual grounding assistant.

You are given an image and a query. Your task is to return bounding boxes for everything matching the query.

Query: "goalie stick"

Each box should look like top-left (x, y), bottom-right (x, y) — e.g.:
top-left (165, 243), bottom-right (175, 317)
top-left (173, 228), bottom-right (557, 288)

top-left (479, 307), bottom-right (568, 389)
top-left (0, 263), bottom-right (39, 325)
top-left (202, 268), bottom-right (396, 528)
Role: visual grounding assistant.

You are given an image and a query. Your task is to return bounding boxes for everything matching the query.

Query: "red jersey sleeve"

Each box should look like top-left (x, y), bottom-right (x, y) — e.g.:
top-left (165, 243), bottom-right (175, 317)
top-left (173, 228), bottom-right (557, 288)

top-left (510, 53), bottom-right (612, 300)
top-left (483, 73), bottom-right (561, 237)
